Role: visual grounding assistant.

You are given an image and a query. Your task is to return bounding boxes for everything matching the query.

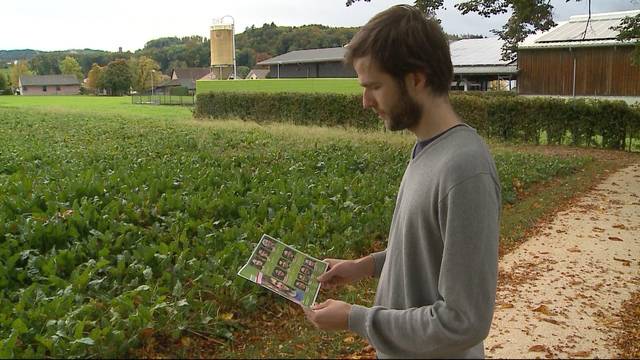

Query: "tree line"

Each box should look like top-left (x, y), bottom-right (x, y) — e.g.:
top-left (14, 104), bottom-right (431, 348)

top-left (0, 23), bottom-right (483, 95)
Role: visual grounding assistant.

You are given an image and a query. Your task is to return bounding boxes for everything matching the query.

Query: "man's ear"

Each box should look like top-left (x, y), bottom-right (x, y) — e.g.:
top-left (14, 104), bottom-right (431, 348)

top-left (405, 71), bottom-right (428, 92)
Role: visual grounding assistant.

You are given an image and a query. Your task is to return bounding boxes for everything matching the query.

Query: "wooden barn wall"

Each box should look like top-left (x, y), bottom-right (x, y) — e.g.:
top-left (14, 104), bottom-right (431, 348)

top-left (518, 47), bottom-right (640, 96)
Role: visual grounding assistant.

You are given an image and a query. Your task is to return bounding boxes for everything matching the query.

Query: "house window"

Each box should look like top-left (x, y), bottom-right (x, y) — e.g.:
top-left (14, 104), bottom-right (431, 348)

top-left (43, 86), bottom-right (47, 92)
top-left (23, 86), bottom-right (28, 91)
top-left (56, 86), bottom-right (61, 91)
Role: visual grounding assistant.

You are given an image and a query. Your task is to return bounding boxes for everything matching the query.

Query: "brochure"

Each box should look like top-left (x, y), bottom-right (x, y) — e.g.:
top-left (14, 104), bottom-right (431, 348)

top-left (237, 234), bottom-right (328, 307)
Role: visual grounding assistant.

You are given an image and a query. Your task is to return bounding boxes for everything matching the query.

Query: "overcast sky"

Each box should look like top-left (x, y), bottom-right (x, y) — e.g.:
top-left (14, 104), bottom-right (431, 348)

top-left (2, 0), bottom-right (638, 52)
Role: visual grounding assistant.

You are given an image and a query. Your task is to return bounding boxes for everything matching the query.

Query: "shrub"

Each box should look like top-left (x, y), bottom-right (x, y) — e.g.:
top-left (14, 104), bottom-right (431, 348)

top-left (195, 92), bottom-right (640, 150)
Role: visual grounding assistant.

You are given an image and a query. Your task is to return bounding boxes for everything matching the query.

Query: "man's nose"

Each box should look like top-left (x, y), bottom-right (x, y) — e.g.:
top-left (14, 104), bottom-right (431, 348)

top-left (362, 89), bottom-right (375, 109)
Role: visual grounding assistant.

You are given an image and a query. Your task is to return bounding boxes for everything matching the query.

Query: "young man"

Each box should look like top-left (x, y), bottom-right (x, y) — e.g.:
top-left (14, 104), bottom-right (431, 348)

top-left (303, 4), bottom-right (501, 358)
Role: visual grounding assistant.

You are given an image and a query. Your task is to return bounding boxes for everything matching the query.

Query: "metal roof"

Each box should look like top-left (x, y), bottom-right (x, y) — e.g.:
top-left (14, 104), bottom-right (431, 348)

top-left (519, 10), bottom-right (639, 49)
top-left (258, 47), bottom-right (346, 65)
top-left (258, 38), bottom-right (511, 68)
top-left (172, 68), bottom-right (211, 80)
top-left (449, 38), bottom-right (513, 66)
top-left (454, 65), bottom-right (518, 76)
top-left (20, 75), bottom-right (80, 86)
top-left (246, 69), bottom-right (270, 79)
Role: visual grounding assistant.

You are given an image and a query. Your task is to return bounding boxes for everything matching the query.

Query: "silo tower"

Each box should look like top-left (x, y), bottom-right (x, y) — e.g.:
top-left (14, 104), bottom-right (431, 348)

top-left (210, 16), bottom-right (236, 80)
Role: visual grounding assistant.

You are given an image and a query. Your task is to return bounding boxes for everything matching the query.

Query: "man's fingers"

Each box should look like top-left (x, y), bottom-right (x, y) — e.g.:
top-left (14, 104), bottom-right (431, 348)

top-left (317, 267), bottom-right (336, 282)
top-left (312, 299), bottom-right (333, 310)
top-left (323, 258), bottom-right (340, 269)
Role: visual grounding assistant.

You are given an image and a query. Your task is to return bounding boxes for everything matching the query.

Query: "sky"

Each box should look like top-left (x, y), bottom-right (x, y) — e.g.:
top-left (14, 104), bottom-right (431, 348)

top-left (2, 0), bottom-right (638, 52)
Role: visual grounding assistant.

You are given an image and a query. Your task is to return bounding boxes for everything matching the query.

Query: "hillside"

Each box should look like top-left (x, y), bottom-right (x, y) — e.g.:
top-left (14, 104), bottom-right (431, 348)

top-left (2, 24), bottom-right (483, 75)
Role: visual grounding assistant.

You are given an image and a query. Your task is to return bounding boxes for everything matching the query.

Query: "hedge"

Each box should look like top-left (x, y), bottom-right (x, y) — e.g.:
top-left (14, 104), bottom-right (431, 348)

top-left (195, 92), bottom-right (640, 150)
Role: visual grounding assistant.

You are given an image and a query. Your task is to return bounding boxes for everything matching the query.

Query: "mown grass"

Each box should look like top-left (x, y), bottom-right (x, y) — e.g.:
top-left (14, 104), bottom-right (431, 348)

top-left (197, 78), bottom-right (362, 95)
top-left (0, 96), bottom-right (605, 358)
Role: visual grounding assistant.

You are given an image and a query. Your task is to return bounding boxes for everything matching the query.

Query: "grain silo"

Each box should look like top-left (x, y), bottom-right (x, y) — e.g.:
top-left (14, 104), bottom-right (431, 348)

top-left (210, 16), bottom-right (236, 80)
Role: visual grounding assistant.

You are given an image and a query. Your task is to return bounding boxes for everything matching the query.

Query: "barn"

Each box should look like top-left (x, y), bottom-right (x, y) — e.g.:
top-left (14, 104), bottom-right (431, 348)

top-left (257, 47), bottom-right (355, 78)
top-left (18, 75), bottom-right (80, 96)
top-left (517, 10), bottom-right (640, 97)
top-left (256, 39), bottom-right (517, 92)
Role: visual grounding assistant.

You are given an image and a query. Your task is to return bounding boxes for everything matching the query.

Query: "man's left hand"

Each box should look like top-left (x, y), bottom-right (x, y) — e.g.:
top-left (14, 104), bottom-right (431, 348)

top-left (303, 299), bottom-right (352, 331)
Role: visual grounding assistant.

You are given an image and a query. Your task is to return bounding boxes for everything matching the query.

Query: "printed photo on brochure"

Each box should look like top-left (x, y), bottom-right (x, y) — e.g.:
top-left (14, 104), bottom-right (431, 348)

top-left (237, 234), bottom-right (328, 307)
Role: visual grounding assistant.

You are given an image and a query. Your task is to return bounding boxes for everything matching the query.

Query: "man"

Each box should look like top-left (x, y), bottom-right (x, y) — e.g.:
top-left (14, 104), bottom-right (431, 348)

top-left (303, 4), bottom-right (501, 358)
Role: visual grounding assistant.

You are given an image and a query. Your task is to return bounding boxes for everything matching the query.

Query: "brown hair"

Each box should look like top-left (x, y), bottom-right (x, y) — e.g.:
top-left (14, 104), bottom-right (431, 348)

top-left (345, 4), bottom-right (453, 96)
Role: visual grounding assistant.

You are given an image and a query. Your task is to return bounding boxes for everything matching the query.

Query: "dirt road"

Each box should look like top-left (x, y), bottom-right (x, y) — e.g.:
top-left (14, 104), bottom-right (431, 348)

top-left (486, 163), bottom-right (640, 358)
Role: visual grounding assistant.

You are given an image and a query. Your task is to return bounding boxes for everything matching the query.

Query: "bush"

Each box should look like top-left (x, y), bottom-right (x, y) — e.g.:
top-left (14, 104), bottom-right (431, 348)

top-left (170, 86), bottom-right (189, 96)
top-left (195, 92), bottom-right (640, 150)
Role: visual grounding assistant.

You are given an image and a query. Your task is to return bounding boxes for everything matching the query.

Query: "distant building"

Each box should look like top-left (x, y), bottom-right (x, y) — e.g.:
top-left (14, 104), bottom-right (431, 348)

top-left (18, 75), bottom-right (80, 96)
top-left (171, 67), bottom-right (213, 81)
top-left (157, 67), bottom-right (216, 95)
top-left (518, 10), bottom-right (640, 97)
top-left (257, 47), bottom-right (356, 78)
top-left (255, 41), bottom-right (517, 91)
top-left (246, 68), bottom-right (270, 80)
top-left (449, 38), bottom-right (518, 91)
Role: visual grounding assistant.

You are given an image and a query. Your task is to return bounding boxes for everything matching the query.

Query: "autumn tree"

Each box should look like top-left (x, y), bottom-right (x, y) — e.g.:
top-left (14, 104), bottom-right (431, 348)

top-left (86, 63), bottom-right (105, 93)
top-left (59, 56), bottom-right (84, 82)
top-left (128, 56), bottom-right (160, 93)
top-left (10, 60), bottom-right (32, 88)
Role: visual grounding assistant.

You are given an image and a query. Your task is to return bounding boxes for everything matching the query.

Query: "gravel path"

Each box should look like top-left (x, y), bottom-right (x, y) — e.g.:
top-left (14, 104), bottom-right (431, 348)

top-left (486, 163), bottom-right (640, 359)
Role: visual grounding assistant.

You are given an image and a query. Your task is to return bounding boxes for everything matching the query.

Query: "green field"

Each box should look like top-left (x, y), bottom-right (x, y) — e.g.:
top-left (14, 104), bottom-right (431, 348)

top-left (197, 78), bottom-right (362, 95)
top-left (0, 96), bottom-right (592, 357)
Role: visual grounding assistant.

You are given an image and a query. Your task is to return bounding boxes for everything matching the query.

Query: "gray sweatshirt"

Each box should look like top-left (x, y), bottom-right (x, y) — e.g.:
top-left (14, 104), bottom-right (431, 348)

top-left (349, 125), bottom-right (501, 359)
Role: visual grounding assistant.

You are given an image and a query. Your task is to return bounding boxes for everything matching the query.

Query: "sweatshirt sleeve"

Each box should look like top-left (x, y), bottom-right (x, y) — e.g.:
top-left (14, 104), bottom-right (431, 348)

top-left (370, 250), bottom-right (387, 278)
top-left (348, 173), bottom-right (500, 357)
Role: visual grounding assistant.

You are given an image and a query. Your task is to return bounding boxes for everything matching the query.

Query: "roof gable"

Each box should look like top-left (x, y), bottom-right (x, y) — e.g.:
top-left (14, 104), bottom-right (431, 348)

top-left (172, 67), bottom-right (212, 80)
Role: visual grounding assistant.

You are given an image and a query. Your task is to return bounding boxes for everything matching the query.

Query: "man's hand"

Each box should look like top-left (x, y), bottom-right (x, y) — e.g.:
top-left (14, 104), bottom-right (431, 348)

top-left (318, 256), bottom-right (375, 289)
top-left (303, 299), bottom-right (352, 331)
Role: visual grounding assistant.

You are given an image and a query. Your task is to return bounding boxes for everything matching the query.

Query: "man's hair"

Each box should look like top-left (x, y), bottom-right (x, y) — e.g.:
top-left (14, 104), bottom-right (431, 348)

top-left (345, 4), bottom-right (453, 96)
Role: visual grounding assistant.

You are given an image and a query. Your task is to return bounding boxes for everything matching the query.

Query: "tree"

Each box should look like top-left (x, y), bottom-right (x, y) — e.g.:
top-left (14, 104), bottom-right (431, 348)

top-left (102, 59), bottom-right (132, 96)
top-left (10, 60), bottom-right (32, 88)
top-left (0, 73), bottom-right (7, 93)
top-left (29, 52), bottom-right (62, 75)
top-left (86, 63), bottom-right (105, 93)
top-left (613, 12), bottom-right (640, 65)
top-left (345, 0), bottom-right (640, 62)
top-left (128, 56), bottom-right (160, 93)
top-left (59, 56), bottom-right (84, 82)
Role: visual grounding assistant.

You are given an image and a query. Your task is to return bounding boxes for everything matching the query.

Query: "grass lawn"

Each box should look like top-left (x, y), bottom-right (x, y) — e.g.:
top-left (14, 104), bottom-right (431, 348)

top-left (0, 95), bottom-right (192, 120)
top-left (197, 78), bottom-right (362, 95)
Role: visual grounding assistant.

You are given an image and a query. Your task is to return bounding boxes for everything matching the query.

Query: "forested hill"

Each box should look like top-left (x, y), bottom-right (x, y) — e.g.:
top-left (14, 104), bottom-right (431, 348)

top-left (0, 49), bottom-right (40, 63)
top-left (234, 23), bottom-right (360, 68)
top-left (2, 23), bottom-right (483, 76)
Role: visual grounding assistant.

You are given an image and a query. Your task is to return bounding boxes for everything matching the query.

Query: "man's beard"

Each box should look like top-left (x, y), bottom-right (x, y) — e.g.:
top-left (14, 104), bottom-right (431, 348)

top-left (385, 82), bottom-right (423, 131)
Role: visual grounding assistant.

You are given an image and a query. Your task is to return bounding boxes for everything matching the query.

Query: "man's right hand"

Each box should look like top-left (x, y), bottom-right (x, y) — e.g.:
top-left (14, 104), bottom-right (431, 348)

top-left (317, 256), bottom-right (375, 289)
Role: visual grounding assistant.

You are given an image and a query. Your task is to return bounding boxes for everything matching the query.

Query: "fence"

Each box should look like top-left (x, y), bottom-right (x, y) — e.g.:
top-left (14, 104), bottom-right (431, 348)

top-left (131, 94), bottom-right (195, 106)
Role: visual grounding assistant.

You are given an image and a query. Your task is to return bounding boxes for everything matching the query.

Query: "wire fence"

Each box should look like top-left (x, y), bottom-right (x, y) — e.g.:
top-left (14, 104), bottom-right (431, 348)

top-left (131, 94), bottom-right (195, 106)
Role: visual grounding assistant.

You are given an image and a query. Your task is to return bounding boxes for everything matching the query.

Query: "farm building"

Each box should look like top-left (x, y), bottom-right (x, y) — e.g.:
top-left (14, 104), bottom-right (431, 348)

top-left (256, 39), bottom-right (517, 91)
top-left (517, 10), bottom-right (640, 97)
top-left (246, 68), bottom-right (270, 80)
top-left (18, 75), bottom-right (80, 96)
top-left (257, 47), bottom-right (355, 78)
top-left (157, 67), bottom-right (216, 95)
top-left (449, 37), bottom-right (517, 91)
